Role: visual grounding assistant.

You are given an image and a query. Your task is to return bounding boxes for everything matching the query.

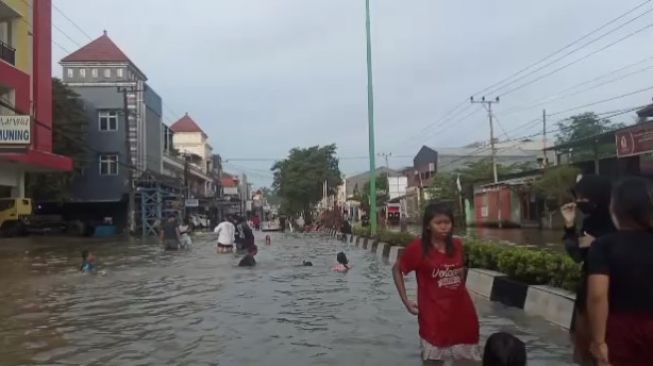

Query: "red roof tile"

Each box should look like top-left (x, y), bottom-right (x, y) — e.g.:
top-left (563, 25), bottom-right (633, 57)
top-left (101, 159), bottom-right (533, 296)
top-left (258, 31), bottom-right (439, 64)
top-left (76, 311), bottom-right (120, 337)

top-left (170, 113), bottom-right (206, 134)
top-left (60, 31), bottom-right (145, 77)
top-left (221, 176), bottom-right (238, 188)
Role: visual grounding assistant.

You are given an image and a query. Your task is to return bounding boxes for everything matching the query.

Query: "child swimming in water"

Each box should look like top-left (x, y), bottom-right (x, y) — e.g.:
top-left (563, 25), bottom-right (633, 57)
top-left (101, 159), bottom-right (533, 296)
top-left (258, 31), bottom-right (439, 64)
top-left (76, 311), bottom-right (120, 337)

top-left (80, 250), bottom-right (96, 273)
top-left (332, 252), bottom-right (351, 272)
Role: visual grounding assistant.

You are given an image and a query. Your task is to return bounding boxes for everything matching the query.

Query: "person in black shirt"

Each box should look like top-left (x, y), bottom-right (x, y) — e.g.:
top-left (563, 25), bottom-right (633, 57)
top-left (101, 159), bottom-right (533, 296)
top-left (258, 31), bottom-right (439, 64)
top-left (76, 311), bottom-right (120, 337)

top-left (587, 177), bottom-right (653, 366)
top-left (560, 175), bottom-right (615, 365)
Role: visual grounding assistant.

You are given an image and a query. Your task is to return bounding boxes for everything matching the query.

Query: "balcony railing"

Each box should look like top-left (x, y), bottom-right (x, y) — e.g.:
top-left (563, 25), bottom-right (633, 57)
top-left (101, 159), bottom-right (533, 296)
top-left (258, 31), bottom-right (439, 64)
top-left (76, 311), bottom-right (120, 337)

top-left (0, 40), bottom-right (16, 66)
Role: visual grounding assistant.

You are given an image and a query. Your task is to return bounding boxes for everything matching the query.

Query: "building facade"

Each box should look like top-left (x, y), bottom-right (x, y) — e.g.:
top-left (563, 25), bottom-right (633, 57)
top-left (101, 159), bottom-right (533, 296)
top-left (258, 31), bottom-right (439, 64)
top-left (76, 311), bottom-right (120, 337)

top-left (60, 31), bottom-right (164, 203)
top-left (0, 0), bottom-right (72, 197)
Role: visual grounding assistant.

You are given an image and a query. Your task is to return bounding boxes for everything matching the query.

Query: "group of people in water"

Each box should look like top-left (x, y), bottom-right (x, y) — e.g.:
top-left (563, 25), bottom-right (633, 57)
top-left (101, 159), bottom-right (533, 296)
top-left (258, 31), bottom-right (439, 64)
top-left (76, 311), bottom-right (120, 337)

top-left (388, 175), bottom-right (653, 366)
top-left (213, 215), bottom-right (259, 266)
top-left (74, 174), bottom-right (653, 365)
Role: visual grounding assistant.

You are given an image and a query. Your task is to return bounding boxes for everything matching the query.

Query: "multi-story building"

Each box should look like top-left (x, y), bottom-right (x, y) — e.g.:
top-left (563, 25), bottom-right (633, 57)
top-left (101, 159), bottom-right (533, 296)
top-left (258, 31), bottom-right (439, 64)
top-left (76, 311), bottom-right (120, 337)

top-left (167, 113), bottom-right (214, 198)
top-left (0, 0), bottom-right (72, 197)
top-left (59, 31), bottom-right (163, 224)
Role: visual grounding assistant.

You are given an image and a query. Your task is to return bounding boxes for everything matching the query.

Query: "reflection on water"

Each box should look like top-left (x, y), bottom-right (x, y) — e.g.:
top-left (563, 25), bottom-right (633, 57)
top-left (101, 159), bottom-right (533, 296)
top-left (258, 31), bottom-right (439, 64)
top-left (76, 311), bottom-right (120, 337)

top-left (0, 234), bottom-right (572, 365)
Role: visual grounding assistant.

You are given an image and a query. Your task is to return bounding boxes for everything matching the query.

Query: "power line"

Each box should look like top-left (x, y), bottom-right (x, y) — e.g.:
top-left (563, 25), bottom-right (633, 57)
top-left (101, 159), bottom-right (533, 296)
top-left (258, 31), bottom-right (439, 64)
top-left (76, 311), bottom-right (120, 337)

top-left (0, 99), bottom-right (147, 176)
top-left (52, 2), bottom-right (94, 41)
top-left (499, 19), bottom-right (653, 98)
top-left (52, 22), bottom-right (83, 48)
top-left (501, 57), bottom-right (653, 116)
top-left (395, 1), bottom-right (653, 150)
top-left (548, 85), bottom-right (653, 116)
top-left (475, 0), bottom-right (653, 97)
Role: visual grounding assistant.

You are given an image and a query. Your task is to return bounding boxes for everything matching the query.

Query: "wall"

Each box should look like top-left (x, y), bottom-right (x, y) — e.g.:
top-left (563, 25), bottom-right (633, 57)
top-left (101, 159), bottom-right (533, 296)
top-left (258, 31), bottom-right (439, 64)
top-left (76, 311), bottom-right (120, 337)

top-left (474, 186), bottom-right (513, 226)
top-left (0, 162), bottom-right (24, 197)
top-left (69, 91), bottom-right (127, 202)
top-left (5, 0), bottom-right (31, 76)
top-left (144, 84), bottom-right (162, 174)
top-left (63, 64), bottom-right (129, 84)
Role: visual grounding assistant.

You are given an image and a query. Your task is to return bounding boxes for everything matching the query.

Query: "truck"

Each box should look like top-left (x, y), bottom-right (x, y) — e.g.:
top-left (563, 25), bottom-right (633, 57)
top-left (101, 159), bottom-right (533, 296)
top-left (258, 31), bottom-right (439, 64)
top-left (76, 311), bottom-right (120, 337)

top-left (0, 197), bottom-right (31, 236)
top-left (0, 198), bottom-right (68, 237)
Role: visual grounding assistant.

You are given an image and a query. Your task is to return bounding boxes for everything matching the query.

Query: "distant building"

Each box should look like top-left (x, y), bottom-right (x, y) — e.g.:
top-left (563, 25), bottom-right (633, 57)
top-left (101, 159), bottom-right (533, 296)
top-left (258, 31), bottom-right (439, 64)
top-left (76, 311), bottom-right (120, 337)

top-left (0, 0), bottom-right (72, 198)
top-left (168, 113), bottom-right (214, 198)
top-left (60, 31), bottom-right (163, 207)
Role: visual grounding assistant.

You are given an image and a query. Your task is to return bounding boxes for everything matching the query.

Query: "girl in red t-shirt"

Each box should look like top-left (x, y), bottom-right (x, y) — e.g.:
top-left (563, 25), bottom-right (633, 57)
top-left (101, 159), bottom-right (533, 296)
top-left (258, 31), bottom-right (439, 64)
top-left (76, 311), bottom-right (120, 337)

top-left (393, 203), bottom-right (481, 364)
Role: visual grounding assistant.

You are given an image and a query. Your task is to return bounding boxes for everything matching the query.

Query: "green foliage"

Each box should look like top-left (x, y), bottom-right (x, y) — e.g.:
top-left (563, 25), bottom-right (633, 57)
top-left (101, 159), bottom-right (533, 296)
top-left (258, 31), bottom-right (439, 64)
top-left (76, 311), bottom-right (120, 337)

top-left (556, 112), bottom-right (624, 162)
top-left (354, 174), bottom-right (389, 213)
top-left (271, 144), bottom-right (342, 221)
top-left (534, 165), bottom-right (581, 209)
top-left (428, 173), bottom-right (458, 202)
top-left (26, 78), bottom-right (88, 201)
top-left (378, 230), bottom-right (417, 247)
top-left (465, 240), bottom-right (581, 291)
top-left (353, 224), bottom-right (370, 238)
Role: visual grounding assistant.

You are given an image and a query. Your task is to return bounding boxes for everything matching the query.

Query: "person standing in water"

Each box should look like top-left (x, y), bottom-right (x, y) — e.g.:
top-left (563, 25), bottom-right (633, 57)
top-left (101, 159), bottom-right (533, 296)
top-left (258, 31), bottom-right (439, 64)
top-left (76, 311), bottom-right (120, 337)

top-left (393, 203), bottom-right (480, 364)
top-left (160, 215), bottom-right (181, 250)
top-left (560, 175), bottom-right (615, 365)
top-left (214, 216), bottom-right (236, 254)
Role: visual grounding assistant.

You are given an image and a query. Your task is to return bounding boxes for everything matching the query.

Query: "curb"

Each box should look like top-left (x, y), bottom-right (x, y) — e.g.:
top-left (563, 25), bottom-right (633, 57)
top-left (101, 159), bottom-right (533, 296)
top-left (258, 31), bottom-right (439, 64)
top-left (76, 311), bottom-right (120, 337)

top-left (349, 235), bottom-right (575, 330)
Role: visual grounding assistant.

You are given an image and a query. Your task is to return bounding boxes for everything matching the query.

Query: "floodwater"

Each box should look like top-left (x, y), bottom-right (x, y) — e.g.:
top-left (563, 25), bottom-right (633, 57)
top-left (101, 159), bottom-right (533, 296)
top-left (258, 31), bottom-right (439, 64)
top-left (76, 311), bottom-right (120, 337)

top-left (0, 233), bottom-right (572, 366)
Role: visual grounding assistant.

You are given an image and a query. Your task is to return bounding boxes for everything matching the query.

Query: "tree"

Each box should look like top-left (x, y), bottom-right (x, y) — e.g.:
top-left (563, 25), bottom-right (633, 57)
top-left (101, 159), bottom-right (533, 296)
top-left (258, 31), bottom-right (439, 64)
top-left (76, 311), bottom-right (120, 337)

top-left (356, 174), bottom-right (389, 213)
top-left (260, 187), bottom-right (281, 206)
top-left (271, 144), bottom-right (342, 221)
top-left (556, 112), bottom-right (624, 162)
top-left (428, 173), bottom-right (457, 202)
top-left (534, 165), bottom-right (581, 228)
top-left (26, 79), bottom-right (87, 201)
top-left (534, 165), bottom-right (581, 210)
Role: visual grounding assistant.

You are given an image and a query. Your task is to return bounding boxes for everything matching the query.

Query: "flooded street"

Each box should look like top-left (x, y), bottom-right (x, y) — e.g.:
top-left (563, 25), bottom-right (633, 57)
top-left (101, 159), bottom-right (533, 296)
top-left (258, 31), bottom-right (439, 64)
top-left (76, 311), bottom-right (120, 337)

top-left (0, 233), bottom-right (572, 366)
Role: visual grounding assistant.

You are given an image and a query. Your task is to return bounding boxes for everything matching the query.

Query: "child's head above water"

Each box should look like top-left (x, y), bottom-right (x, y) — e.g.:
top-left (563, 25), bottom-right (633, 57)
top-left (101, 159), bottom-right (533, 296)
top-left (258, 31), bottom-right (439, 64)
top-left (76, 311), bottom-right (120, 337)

top-left (336, 252), bottom-right (348, 265)
top-left (81, 250), bottom-right (95, 262)
top-left (483, 332), bottom-right (526, 366)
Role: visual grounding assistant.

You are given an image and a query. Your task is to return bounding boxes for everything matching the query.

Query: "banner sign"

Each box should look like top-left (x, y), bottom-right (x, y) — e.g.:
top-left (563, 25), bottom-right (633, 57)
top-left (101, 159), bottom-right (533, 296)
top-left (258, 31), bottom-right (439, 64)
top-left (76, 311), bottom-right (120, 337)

top-left (616, 123), bottom-right (653, 158)
top-left (0, 115), bottom-right (31, 145)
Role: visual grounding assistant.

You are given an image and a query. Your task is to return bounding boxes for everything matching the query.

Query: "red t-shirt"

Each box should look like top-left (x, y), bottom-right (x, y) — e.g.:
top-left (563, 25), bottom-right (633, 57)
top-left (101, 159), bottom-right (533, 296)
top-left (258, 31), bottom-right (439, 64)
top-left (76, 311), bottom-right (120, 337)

top-left (399, 238), bottom-right (479, 347)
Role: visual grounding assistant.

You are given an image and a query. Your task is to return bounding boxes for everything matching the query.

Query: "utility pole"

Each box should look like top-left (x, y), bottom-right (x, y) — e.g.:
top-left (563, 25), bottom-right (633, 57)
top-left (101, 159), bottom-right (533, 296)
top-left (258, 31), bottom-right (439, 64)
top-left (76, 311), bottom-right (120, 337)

top-left (542, 109), bottom-right (547, 167)
top-left (471, 96), bottom-right (501, 227)
top-left (183, 153), bottom-right (190, 220)
top-left (378, 152), bottom-right (391, 174)
top-left (365, 0), bottom-right (378, 236)
top-left (471, 96), bottom-right (500, 183)
top-left (118, 86), bottom-right (135, 234)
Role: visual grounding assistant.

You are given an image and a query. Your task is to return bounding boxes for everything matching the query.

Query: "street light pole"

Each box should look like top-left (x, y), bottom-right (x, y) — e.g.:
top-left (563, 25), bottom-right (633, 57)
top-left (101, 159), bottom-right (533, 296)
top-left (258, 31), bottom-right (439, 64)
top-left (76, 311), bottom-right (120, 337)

top-left (365, 0), bottom-right (378, 236)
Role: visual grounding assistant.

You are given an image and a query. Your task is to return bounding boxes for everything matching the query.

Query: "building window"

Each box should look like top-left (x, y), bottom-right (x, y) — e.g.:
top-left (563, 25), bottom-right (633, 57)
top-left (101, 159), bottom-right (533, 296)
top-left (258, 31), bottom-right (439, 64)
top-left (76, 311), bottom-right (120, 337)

top-left (98, 111), bottom-right (118, 131)
top-left (67, 68), bottom-right (74, 78)
top-left (80, 68), bottom-right (86, 78)
top-left (99, 154), bottom-right (119, 176)
top-left (91, 68), bottom-right (98, 78)
top-left (104, 68), bottom-right (111, 78)
top-left (117, 68), bottom-right (124, 78)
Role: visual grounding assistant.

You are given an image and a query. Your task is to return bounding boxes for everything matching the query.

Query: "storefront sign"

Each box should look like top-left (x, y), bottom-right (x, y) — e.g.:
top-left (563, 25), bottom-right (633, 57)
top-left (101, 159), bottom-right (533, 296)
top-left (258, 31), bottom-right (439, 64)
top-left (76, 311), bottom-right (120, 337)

top-left (185, 198), bottom-right (199, 207)
top-left (0, 115), bottom-right (31, 146)
top-left (616, 123), bottom-right (653, 157)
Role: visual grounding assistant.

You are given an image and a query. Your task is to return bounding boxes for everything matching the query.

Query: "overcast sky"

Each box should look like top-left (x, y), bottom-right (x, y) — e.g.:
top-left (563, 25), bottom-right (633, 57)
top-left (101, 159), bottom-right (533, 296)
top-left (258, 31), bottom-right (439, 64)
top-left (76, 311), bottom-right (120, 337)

top-left (52, 0), bottom-right (653, 187)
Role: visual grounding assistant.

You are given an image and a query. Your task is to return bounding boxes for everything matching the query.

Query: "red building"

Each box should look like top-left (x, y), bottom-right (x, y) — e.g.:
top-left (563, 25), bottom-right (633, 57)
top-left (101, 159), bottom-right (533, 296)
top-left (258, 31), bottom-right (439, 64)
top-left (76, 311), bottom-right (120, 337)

top-left (474, 176), bottom-right (540, 227)
top-left (0, 0), bottom-right (72, 197)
